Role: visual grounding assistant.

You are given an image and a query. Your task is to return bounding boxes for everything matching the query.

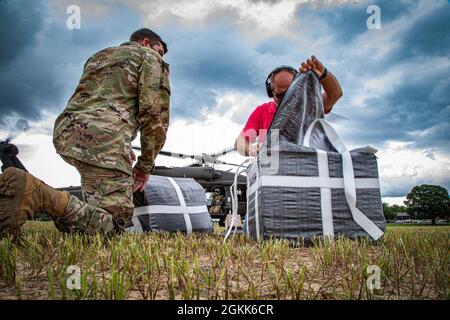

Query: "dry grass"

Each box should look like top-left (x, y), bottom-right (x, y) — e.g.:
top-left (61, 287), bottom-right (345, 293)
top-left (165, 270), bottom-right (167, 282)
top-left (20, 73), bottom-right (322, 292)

top-left (0, 221), bottom-right (448, 300)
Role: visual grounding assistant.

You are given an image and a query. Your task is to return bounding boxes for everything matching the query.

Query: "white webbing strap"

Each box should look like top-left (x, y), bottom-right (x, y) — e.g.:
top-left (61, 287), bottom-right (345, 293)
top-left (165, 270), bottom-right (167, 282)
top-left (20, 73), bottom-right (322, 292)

top-left (247, 176), bottom-right (380, 197)
top-left (127, 218), bottom-right (143, 233)
top-left (167, 177), bottom-right (193, 235)
top-left (245, 159), bottom-right (257, 239)
top-left (134, 205), bottom-right (208, 215)
top-left (254, 159), bottom-right (262, 241)
top-left (304, 119), bottom-right (384, 240)
top-left (317, 150), bottom-right (334, 237)
top-left (224, 159), bottom-right (251, 242)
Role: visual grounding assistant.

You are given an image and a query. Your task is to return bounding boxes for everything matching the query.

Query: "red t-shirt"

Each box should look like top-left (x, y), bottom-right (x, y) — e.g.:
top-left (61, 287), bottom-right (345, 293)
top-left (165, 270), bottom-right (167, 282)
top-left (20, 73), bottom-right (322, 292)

top-left (240, 101), bottom-right (277, 143)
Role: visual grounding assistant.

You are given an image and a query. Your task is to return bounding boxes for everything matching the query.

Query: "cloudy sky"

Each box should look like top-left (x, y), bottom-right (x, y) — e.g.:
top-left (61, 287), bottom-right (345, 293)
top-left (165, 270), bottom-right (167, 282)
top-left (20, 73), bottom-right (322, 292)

top-left (0, 0), bottom-right (449, 205)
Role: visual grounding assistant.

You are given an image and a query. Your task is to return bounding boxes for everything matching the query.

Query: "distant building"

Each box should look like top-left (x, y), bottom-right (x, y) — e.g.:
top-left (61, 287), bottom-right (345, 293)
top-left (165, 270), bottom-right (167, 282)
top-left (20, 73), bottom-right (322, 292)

top-left (396, 212), bottom-right (410, 220)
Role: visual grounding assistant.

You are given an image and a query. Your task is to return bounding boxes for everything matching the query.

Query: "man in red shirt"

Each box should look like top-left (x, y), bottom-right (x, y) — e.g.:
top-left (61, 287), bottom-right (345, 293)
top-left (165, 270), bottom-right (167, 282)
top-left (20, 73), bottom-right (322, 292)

top-left (235, 55), bottom-right (343, 156)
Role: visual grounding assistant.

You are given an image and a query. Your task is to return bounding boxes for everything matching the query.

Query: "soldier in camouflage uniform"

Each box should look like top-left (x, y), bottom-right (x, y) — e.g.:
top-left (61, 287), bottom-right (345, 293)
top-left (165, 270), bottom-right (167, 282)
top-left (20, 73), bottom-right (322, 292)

top-left (208, 189), bottom-right (224, 215)
top-left (0, 28), bottom-right (170, 239)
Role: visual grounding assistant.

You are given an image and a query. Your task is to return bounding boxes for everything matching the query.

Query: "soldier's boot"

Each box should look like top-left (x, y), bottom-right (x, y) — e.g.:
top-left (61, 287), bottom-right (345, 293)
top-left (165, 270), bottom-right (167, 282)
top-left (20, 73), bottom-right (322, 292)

top-left (0, 167), bottom-right (69, 239)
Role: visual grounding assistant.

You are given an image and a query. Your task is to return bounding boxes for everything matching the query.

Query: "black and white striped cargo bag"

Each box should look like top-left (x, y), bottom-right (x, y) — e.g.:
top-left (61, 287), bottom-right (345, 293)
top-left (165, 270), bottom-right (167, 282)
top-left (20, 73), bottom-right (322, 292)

top-left (127, 175), bottom-right (213, 234)
top-left (243, 71), bottom-right (386, 241)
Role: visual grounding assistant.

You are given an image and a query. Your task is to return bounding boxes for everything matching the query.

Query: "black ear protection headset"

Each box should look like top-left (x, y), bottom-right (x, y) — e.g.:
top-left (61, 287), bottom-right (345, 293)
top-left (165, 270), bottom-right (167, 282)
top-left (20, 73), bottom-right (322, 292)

top-left (265, 65), bottom-right (299, 98)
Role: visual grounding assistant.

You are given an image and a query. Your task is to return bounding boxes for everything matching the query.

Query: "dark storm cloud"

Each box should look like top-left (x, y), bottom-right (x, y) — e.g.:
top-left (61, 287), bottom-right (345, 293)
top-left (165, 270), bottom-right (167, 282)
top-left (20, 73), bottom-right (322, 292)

top-left (386, 2), bottom-right (450, 64)
top-left (0, 1), bottom-right (265, 122)
top-left (292, 0), bottom-right (450, 156)
top-left (335, 63), bottom-right (450, 153)
top-left (0, 0), bottom-right (448, 158)
top-left (296, 0), bottom-right (413, 45)
top-left (0, 0), bottom-right (45, 66)
top-left (0, 117), bottom-right (30, 142)
top-left (15, 119), bottom-right (29, 132)
top-left (382, 175), bottom-right (450, 198)
top-left (163, 23), bottom-right (265, 117)
top-left (0, 0), bottom-right (141, 122)
top-left (0, 0), bottom-right (448, 198)
top-left (292, 0), bottom-right (450, 80)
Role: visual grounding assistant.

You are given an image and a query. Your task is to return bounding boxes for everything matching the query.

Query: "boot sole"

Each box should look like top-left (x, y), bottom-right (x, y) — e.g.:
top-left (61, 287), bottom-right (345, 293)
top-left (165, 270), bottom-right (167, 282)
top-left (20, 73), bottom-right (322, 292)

top-left (0, 168), bottom-right (28, 239)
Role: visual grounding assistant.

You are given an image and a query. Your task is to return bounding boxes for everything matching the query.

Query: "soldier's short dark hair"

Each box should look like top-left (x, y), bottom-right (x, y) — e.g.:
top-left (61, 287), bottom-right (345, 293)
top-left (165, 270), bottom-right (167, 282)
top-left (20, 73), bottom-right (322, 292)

top-left (130, 28), bottom-right (168, 54)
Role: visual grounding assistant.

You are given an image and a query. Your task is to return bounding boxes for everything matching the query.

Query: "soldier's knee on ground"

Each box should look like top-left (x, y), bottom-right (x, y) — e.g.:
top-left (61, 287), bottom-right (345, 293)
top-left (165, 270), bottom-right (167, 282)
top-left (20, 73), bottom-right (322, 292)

top-left (53, 194), bottom-right (117, 236)
top-left (56, 157), bottom-right (134, 234)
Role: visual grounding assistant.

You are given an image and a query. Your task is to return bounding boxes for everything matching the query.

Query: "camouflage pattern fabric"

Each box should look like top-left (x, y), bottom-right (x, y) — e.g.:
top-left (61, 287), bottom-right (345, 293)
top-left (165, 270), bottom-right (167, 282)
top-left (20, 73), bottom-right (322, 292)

top-left (53, 40), bottom-right (171, 175)
top-left (53, 156), bottom-right (133, 235)
top-left (208, 192), bottom-right (225, 215)
top-left (54, 195), bottom-right (117, 236)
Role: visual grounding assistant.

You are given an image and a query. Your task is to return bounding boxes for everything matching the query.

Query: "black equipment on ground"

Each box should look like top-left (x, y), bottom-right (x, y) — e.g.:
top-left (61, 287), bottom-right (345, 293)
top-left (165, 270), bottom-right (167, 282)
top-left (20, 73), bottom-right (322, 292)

top-left (0, 140), bottom-right (28, 172)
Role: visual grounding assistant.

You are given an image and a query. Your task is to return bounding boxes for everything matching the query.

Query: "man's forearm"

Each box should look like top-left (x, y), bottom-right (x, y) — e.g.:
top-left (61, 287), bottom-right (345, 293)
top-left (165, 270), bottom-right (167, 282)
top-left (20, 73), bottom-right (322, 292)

top-left (235, 135), bottom-right (250, 156)
top-left (235, 135), bottom-right (261, 157)
top-left (321, 71), bottom-right (343, 113)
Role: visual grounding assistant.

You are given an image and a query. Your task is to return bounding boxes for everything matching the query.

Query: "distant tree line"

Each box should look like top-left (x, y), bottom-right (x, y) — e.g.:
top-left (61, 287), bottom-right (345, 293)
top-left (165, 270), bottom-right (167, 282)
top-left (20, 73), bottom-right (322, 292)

top-left (384, 184), bottom-right (449, 224)
top-left (382, 203), bottom-right (407, 221)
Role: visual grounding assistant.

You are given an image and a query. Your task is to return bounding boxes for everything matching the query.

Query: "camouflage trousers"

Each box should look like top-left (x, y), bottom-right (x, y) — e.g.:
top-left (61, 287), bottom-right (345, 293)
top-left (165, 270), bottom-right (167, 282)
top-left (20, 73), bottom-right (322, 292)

top-left (54, 156), bottom-right (134, 235)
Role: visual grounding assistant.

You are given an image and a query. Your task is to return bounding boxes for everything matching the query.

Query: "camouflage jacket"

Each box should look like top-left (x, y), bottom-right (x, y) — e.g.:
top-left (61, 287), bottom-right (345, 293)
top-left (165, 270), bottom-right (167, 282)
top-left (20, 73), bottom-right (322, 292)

top-left (53, 41), bottom-right (170, 175)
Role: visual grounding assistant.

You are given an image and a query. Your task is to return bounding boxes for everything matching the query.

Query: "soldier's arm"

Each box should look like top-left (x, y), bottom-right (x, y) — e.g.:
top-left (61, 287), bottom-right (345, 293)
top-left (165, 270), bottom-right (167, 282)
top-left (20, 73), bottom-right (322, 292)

top-left (134, 52), bottom-right (171, 174)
